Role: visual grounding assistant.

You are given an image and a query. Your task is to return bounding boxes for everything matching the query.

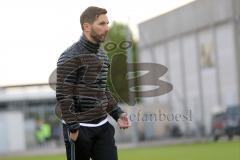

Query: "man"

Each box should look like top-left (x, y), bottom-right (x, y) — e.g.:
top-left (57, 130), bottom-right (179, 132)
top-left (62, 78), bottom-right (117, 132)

top-left (56, 6), bottom-right (130, 160)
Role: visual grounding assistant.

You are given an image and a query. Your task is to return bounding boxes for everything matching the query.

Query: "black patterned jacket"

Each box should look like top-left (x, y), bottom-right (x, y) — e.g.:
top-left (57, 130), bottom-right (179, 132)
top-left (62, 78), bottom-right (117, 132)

top-left (56, 35), bottom-right (124, 131)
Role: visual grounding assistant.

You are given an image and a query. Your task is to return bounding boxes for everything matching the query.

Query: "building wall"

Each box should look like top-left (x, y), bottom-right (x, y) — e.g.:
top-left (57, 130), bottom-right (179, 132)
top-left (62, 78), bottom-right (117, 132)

top-left (138, 0), bottom-right (240, 135)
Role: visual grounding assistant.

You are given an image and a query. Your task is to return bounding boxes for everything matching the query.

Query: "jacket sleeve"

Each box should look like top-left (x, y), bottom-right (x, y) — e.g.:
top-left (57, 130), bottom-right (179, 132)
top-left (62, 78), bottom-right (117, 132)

top-left (56, 55), bottom-right (80, 132)
top-left (105, 85), bottom-right (124, 122)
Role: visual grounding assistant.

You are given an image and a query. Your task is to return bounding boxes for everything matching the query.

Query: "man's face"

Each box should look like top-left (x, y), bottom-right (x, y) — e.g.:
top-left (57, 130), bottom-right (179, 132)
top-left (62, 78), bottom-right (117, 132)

top-left (90, 14), bottom-right (109, 43)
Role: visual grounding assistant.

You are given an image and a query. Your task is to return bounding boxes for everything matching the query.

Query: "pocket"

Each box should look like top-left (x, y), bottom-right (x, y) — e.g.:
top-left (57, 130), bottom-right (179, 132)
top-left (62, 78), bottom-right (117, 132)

top-left (68, 130), bottom-right (79, 142)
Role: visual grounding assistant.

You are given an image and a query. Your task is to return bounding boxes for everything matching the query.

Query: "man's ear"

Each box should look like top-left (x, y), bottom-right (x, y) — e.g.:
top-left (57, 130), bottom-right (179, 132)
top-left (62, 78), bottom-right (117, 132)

top-left (83, 23), bottom-right (91, 32)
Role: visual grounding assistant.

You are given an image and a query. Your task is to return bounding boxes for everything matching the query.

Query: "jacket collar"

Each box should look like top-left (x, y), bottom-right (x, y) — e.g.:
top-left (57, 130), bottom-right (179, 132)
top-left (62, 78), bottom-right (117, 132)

top-left (79, 34), bottom-right (100, 53)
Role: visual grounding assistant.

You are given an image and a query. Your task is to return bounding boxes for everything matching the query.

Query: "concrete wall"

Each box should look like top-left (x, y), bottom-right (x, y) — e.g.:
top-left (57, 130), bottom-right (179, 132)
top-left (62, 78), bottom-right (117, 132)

top-left (139, 0), bottom-right (236, 48)
top-left (138, 0), bottom-right (240, 135)
top-left (0, 112), bottom-right (26, 153)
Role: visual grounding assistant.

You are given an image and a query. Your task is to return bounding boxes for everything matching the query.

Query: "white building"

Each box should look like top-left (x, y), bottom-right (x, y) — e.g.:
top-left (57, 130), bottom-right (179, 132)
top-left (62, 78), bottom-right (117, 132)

top-left (138, 0), bottom-right (240, 135)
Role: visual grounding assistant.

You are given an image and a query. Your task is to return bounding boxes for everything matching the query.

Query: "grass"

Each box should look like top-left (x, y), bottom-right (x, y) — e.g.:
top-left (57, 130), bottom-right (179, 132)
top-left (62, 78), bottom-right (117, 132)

top-left (0, 140), bottom-right (239, 160)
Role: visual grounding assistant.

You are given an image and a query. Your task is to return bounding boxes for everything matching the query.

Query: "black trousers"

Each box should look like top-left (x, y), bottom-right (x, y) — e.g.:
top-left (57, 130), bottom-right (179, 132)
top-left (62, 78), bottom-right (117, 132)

top-left (63, 122), bottom-right (118, 160)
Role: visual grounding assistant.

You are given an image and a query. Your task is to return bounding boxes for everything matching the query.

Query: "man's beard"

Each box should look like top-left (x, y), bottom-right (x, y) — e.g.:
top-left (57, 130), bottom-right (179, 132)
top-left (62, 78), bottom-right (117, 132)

top-left (90, 28), bottom-right (107, 43)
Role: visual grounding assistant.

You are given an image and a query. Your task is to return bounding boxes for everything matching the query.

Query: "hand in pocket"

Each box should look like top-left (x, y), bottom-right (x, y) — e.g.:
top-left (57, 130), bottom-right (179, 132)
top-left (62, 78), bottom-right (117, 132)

top-left (69, 130), bottom-right (79, 141)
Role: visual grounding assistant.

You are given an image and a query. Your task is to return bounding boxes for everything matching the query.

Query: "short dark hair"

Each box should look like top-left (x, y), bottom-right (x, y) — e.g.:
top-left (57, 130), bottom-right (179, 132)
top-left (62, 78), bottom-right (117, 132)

top-left (80, 6), bottom-right (107, 30)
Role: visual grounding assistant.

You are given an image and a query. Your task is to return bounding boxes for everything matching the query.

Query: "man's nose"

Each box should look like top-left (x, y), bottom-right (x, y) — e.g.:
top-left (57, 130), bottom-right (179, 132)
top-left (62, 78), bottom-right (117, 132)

top-left (105, 25), bottom-right (109, 32)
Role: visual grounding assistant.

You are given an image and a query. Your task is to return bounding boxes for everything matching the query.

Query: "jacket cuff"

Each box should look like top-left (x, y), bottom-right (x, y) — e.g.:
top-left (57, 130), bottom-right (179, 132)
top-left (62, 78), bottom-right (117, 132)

top-left (109, 106), bottom-right (124, 122)
top-left (67, 123), bottom-right (80, 133)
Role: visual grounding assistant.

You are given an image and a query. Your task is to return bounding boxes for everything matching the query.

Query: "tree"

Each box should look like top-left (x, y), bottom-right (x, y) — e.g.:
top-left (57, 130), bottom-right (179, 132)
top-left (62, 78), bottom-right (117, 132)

top-left (103, 22), bottom-right (139, 105)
